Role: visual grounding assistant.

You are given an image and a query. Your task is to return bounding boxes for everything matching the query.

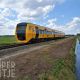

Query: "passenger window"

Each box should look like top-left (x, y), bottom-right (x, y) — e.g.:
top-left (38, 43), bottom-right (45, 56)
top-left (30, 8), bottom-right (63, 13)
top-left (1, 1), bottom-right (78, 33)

top-left (42, 30), bottom-right (44, 34)
top-left (41, 30), bottom-right (43, 34)
top-left (40, 30), bottom-right (42, 34)
top-left (47, 31), bottom-right (48, 34)
top-left (36, 29), bottom-right (39, 34)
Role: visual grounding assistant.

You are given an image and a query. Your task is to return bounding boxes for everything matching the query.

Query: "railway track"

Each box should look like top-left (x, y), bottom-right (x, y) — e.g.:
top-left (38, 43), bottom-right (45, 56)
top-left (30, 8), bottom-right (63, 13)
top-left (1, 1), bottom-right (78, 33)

top-left (0, 43), bottom-right (27, 50)
top-left (0, 37), bottom-right (66, 50)
top-left (0, 39), bottom-right (55, 50)
top-left (0, 38), bottom-right (67, 59)
top-left (0, 40), bottom-right (55, 59)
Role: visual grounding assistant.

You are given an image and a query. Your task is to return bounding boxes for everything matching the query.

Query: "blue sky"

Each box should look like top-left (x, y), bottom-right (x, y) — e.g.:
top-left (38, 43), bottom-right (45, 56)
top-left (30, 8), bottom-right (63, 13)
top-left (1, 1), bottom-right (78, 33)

top-left (0, 0), bottom-right (80, 35)
top-left (50, 0), bottom-right (80, 24)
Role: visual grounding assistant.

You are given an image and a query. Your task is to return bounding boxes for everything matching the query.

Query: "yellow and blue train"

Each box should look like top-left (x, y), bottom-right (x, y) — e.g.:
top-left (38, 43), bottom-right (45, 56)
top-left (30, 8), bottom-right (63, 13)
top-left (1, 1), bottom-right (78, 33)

top-left (15, 22), bottom-right (65, 43)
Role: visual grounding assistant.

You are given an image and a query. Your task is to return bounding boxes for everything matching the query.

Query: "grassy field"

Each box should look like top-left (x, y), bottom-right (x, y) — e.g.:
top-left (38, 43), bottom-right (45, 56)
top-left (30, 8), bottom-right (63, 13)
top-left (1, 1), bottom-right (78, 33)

top-left (78, 36), bottom-right (80, 41)
top-left (38, 38), bottom-right (76, 80)
top-left (77, 34), bottom-right (80, 39)
top-left (0, 35), bottom-right (17, 45)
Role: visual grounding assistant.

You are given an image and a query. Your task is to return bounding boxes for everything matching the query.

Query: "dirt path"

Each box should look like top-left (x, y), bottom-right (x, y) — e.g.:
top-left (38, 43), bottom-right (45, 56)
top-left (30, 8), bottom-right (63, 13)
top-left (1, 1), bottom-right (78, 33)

top-left (1, 45), bottom-right (48, 60)
top-left (1, 37), bottom-right (75, 80)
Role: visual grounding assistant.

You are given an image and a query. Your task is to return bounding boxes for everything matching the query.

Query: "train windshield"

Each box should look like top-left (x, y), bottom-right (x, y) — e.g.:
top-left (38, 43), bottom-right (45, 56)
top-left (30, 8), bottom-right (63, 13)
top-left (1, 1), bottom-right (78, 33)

top-left (16, 23), bottom-right (27, 40)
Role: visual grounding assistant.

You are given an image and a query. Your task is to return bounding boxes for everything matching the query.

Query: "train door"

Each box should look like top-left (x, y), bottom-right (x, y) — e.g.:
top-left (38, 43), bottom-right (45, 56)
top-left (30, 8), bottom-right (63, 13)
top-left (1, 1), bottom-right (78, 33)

top-left (35, 26), bottom-right (39, 39)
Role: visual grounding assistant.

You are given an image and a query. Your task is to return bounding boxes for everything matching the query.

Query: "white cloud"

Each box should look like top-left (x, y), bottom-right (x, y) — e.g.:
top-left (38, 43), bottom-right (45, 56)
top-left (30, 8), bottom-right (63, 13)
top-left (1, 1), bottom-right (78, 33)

top-left (0, 0), bottom-right (65, 35)
top-left (47, 18), bottom-right (57, 29)
top-left (66, 17), bottom-right (80, 29)
top-left (0, 0), bottom-right (65, 18)
top-left (36, 0), bottom-right (43, 3)
top-left (46, 17), bottom-right (80, 34)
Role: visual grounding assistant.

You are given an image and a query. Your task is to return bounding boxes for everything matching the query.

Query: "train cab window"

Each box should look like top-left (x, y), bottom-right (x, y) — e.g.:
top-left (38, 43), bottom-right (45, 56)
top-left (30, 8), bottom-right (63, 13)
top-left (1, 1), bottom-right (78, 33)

top-left (16, 23), bottom-right (27, 40)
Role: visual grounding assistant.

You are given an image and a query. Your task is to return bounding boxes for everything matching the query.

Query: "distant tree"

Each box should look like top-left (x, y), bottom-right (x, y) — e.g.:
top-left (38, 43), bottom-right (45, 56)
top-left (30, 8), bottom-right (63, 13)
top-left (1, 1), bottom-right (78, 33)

top-left (77, 33), bottom-right (80, 36)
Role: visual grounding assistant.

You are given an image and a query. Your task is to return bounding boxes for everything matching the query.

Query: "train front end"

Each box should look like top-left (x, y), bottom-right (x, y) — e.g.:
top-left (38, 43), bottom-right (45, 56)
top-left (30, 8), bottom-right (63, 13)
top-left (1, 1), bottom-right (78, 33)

top-left (15, 22), bottom-right (27, 43)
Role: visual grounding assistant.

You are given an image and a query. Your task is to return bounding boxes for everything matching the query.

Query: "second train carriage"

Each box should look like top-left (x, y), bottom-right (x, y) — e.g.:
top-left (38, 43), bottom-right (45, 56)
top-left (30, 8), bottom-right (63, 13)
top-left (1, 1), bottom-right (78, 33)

top-left (16, 22), bottom-right (65, 43)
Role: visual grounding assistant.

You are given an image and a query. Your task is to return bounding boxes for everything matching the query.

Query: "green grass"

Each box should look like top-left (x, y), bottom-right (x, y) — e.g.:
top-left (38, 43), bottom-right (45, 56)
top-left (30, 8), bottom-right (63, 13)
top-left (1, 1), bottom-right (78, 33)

top-left (78, 36), bottom-right (80, 41)
top-left (38, 38), bottom-right (76, 80)
top-left (76, 35), bottom-right (80, 40)
top-left (0, 35), bottom-right (17, 45)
